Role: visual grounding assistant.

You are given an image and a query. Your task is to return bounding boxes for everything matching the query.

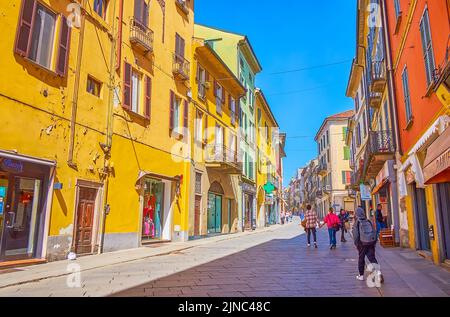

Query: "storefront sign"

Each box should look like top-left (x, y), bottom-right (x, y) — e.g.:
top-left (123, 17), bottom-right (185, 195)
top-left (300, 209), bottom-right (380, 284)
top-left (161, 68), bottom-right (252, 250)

top-left (265, 194), bottom-right (274, 205)
top-left (1, 158), bottom-right (23, 173)
top-left (360, 184), bottom-right (371, 201)
top-left (423, 126), bottom-right (450, 184)
top-left (263, 182), bottom-right (275, 194)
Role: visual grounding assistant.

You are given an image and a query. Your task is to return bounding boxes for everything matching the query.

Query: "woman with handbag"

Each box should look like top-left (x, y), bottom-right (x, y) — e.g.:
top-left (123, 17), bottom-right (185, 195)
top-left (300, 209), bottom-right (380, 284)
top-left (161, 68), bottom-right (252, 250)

top-left (320, 207), bottom-right (341, 250)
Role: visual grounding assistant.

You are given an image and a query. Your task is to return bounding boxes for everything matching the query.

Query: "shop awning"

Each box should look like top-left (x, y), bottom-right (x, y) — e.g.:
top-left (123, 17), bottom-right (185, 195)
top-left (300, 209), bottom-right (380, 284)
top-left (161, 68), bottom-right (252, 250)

top-left (372, 178), bottom-right (389, 195)
top-left (0, 150), bottom-right (56, 167)
top-left (423, 126), bottom-right (450, 184)
top-left (135, 171), bottom-right (180, 189)
top-left (408, 115), bottom-right (450, 156)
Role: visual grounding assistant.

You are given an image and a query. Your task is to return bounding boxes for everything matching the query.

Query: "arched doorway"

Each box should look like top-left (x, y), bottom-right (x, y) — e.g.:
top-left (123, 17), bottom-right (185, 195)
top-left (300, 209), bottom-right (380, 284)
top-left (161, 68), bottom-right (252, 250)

top-left (208, 182), bottom-right (224, 234)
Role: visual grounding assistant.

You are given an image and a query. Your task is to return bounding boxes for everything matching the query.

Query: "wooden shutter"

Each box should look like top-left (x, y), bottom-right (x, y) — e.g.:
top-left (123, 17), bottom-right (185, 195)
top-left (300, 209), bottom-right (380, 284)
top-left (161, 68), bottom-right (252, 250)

top-left (15, 0), bottom-right (36, 57)
top-left (183, 100), bottom-right (189, 132)
top-left (143, 1), bottom-right (149, 27)
top-left (203, 114), bottom-right (208, 144)
top-left (228, 94), bottom-right (232, 110)
top-left (123, 62), bottom-right (132, 109)
top-left (221, 88), bottom-right (225, 105)
top-left (56, 16), bottom-right (71, 76)
top-left (169, 90), bottom-right (175, 130)
top-left (144, 75), bottom-right (151, 119)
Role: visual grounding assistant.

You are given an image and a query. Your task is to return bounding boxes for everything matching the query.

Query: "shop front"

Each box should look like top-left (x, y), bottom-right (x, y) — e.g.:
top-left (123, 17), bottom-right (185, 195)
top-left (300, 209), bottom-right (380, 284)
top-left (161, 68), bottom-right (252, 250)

top-left (423, 125), bottom-right (450, 262)
top-left (242, 182), bottom-right (256, 231)
top-left (137, 172), bottom-right (175, 244)
top-left (0, 151), bottom-right (54, 264)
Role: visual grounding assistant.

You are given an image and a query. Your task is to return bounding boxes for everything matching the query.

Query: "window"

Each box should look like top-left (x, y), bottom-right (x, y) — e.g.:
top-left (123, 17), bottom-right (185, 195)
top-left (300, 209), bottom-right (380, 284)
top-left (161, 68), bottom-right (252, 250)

top-left (344, 146), bottom-right (350, 160)
top-left (420, 8), bottom-right (436, 87)
top-left (94, 0), bottom-right (107, 19)
top-left (355, 92), bottom-right (360, 113)
top-left (229, 96), bottom-right (236, 125)
top-left (362, 111), bottom-right (367, 139)
top-left (257, 108), bottom-right (262, 124)
top-left (87, 76), bottom-right (102, 97)
top-left (394, 0), bottom-right (401, 18)
top-left (195, 172), bottom-right (202, 195)
top-left (195, 110), bottom-right (203, 144)
top-left (327, 149), bottom-right (330, 163)
top-left (123, 62), bottom-right (152, 118)
top-left (131, 70), bottom-right (141, 113)
top-left (214, 81), bottom-right (224, 114)
top-left (134, 0), bottom-right (148, 27)
top-left (383, 101), bottom-right (390, 131)
top-left (170, 91), bottom-right (182, 132)
top-left (356, 123), bottom-right (362, 147)
top-left (15, 1), bottom-right (70, 76)
top-left (175, 33), bottom-right (185, 59)
top-left (402, 67), bottom-right (413, 124)
top-left (342, 127), bottom-right (348, 141)
top-left (197, 64), bottom-right (207, 99)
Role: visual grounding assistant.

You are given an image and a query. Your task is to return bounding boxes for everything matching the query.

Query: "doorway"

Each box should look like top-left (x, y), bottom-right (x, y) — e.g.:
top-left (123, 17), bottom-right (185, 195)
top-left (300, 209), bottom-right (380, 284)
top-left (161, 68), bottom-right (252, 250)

top-left (411, 184), bottom-right (431, 251)
top-left (194, 195), bottom-right (201, 236)
top-left (436, 183), bottom-right (450, 260)
top-left (142, 179), bottom-right (165, 242)
top-left (74, 187), bottom-right (97, 255)
top-left (0, 175), bottom-right (43, 261)
top-left (208, 193), bottom-right (222, 234)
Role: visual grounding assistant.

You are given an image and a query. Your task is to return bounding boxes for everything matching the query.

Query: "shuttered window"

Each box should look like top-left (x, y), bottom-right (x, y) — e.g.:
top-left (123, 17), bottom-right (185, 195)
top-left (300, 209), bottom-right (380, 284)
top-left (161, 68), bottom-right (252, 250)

top-left (123, 62), bottom-right (132, 109)
top-left (15, 0), bottom-right (70, 75)
top-left (344, 146), bottom-right (350, 160)
top-left (401, 67), bottom-right (413, 123)
top-left (134, 0), bottom-right (148, 27)
top-left (419, 8), bottom-right (436, 87)
top-left (175, 33), bottom-right (185, 59)
top-left (93, 0), bottom-right (107, 19)
top-left (144, 75), bottom-right (151, 119)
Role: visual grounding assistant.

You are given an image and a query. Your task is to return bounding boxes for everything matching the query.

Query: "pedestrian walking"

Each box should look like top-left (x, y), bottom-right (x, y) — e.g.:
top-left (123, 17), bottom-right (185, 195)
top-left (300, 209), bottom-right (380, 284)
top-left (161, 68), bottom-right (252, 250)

top-left (352, 207), bottom-right (384, 283)
top-left (338, 209), bottom-right (350, 243)
top-left (303, 205), bottom-right (319, 248)
top-left (375, 204), bottom-right (387, 238)
top-left (281, 211), bottom-right (285, 225)
top-left (320, 207), bottom-right (340, 249)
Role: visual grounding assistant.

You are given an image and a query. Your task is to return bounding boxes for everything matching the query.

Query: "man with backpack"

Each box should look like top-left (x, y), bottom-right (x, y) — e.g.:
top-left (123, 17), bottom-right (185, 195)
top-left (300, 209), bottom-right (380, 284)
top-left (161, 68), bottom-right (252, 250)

top-left (352, 207), bottom-right (384, 283)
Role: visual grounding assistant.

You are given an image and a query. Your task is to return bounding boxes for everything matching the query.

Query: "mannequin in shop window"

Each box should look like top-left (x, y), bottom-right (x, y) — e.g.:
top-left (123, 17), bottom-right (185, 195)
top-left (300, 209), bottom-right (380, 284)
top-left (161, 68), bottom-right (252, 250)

top-left (143, 189), bottom-right (156, 239)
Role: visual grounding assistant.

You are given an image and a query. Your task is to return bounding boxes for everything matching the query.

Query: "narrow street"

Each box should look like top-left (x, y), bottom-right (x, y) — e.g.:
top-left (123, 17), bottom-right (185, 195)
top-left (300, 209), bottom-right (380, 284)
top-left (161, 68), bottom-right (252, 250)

top-left (0, 218), bottom-right (449, 297)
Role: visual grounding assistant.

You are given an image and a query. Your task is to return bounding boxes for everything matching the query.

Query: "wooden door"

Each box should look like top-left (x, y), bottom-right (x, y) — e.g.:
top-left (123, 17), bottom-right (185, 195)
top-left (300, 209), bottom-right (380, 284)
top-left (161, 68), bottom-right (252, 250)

top-left (75, 187), bottom-right (97, 255)
top-left (194, 195), bottom-right (201, 236)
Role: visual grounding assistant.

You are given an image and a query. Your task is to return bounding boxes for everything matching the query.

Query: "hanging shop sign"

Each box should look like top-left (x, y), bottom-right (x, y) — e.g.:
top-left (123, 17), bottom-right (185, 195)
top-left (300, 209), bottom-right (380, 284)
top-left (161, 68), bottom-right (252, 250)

top-left (423, 125), bottom-right (450, 184)
top-left (263, 182), bottom-right (275, 194)
top-left (265, 194), bottom-right (274, 205)
top-left (360, 184), bottom-right (372, 201)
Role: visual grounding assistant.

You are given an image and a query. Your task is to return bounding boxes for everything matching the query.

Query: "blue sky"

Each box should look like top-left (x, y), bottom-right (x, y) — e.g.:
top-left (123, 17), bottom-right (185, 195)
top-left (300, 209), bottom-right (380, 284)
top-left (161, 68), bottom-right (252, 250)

top-left (195, 0), bottom-right (357, 187)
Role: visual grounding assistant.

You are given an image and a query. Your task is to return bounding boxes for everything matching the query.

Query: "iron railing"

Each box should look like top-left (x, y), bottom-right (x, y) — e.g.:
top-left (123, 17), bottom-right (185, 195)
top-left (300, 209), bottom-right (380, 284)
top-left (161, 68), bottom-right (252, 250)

top-left (173, 53), bottom-right (190, 80)
top-left (367, 130), bottom-right (395, 155)
top-left (371, 60), bottom-right (386, 84)
top-left (129, 18), bottom-right (154, 52)
top-left (205, 144), bottom-right (240, 168)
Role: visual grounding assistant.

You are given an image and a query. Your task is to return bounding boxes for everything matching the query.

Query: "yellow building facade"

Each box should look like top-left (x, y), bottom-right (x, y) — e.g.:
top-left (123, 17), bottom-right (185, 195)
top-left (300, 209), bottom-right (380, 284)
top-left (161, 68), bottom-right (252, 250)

top-left (255, 89), bottom-right (279, 228)
top-left (0, 0), bottom-right (195, 264)
top-left (188, 39), bottom-right (246, 237)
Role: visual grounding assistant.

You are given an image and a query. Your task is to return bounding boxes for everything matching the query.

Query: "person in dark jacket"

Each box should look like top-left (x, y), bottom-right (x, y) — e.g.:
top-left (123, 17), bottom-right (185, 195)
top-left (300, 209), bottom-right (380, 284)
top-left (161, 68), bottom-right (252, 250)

top-left (375, 204), bottom-right (387, 237)
top-left (338, 209), bottom-right (349, 243)
top-left (353, 207), bottom-right (384, 283)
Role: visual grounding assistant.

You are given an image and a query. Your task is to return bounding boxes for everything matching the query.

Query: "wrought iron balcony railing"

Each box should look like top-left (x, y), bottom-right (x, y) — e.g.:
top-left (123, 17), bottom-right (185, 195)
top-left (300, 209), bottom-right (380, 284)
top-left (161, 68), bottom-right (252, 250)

top-left (129, 18), bottom-right (154, 53)
top-left (173, 53), bottom-right (190, 81)
top-left (367, 130), bottom-right (395, 156)
top-left (370, 60), bottom-right (387, 93)
top-left (205, 144), bottom-right (241, 171)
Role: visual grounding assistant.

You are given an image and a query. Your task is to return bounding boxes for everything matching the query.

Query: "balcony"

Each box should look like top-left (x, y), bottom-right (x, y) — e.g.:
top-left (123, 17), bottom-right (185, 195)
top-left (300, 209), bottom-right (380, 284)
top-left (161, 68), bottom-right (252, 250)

top-left (363, 130), bottom-right (395, 179)
top-left (322, 185), bottom-right (332, 193)
top-left (205, 144), bottom-right (242, 174)
top-left (173, 53), bottom-right (190, 81)
top-left (129, 18), bottom-right (154, 54)
top-left (368, 91), bottom-right (383, 109)
top-left (370, 60), bottom-right (387, 93)
top-left (175, 0), bottom-right (189, 15)
top-left (318, 162), bottom-right (328, 176)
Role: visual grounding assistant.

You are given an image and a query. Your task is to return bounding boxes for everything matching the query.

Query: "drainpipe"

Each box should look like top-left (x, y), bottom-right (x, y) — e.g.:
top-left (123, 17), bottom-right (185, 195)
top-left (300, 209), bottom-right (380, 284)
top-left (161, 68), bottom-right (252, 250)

top-left (67, 5), bottom-right (86, 168)
top-left (99, 0), bottom-right (118, 254)
top-left (380, 0), bottom-right (401, 243)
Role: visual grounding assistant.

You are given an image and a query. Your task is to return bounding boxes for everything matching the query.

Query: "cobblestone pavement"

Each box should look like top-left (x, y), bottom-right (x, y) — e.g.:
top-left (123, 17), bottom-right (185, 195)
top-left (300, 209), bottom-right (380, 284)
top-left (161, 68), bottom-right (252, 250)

top-left (0, 218), bottom-right (449, 297)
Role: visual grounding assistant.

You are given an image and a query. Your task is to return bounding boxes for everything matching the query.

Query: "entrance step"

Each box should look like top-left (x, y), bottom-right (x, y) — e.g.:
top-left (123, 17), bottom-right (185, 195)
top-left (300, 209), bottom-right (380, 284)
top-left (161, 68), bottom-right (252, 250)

top-left (0, 258), bottom-right (47, 270)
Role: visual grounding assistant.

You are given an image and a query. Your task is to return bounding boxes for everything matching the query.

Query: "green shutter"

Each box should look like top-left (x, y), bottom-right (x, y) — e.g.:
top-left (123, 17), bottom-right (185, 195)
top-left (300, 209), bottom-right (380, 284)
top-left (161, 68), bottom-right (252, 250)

top-left (344, 146), bottom-right (350, 160)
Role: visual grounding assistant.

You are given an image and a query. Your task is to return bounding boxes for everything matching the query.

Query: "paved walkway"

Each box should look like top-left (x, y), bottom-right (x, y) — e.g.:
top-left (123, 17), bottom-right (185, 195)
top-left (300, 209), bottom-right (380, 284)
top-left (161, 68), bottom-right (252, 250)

top-left (0, 218), bottom-right (449, 297)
